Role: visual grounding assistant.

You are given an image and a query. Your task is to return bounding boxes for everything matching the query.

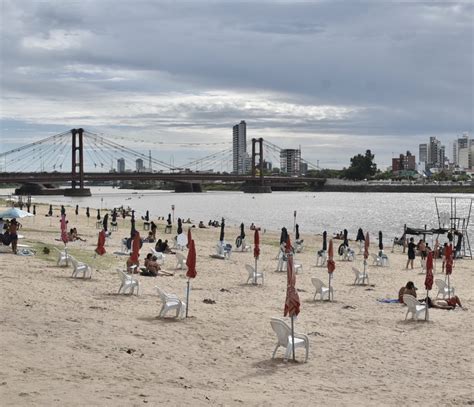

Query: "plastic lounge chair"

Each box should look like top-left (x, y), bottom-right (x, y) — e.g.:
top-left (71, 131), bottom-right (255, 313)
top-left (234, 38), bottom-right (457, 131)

top-left (403, 294), bottom-right (428, 321)
top-left (155, 286), bottom-right (185, 319)
top-left (311, 277), bottom-right (333, 301)
top-left (175, 252), bottom-right (186, 270)
top-left (270, 317), bottom-right (309, 363)
top-left (245, 264), bottom-right (264, 285)
top-left (352, 267), bottom-right (369, 285)
top-left (70, 256), bottom-right (92, 279)
top-left (117, 269), bottom-right (139, 295)
top-left (435, 279), bottom-right (455, 299)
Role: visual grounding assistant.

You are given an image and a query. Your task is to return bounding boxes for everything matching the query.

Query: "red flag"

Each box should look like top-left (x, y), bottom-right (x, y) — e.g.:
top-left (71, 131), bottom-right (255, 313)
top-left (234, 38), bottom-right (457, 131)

top-left (253, 229), bottom-right (260, 259)
top-left (186, 239), bottom-right (197, 279)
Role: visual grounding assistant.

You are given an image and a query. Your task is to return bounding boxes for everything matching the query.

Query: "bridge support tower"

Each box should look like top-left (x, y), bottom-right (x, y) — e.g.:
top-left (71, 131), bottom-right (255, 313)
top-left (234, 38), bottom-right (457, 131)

top-left (64, 128), bottom-right (91, 196)
top-left (242, 138), bottom-right (271, 193)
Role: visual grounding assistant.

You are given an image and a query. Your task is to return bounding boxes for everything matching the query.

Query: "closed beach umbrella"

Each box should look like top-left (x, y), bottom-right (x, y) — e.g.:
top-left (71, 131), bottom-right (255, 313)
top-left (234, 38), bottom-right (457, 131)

top-left (280, 227), bottom-right (288, 245)
top-left (60, 213), bottom-right (68, 247)
top-left (75, 205), bottom-right (79, 216)
top-left (356, 228), bottom-right (365, 242)
top-left (283, 236), bottom-right (300, 362)
top-left (102, 213), bottom-right (109, 232)
top-left (33, 205), bottom-right (36, 216)
top-left (185, 239), bottom-right (197, 317)
top-left (363, 232), bottom-right (370, 284)
top-left (96, 209), bottom-right (101, 220)
top-left (322, 231), bottom-right (327, 251)
top-left (167, 213), bottom-right (172, 225)
top-left (26, 202), bottom-right (30, 213)
top-left (112, 209), bottom-right (117, 223)
top-left (177, 218), bottom-right (183, 235)
top-left (219, 218), bottom-right (225, 242)
top-left (343, 229), bottom-right (348, 247)
top-left (295, 224), bottom-right (300, 241)
top-left (378, 231), bottom-right (383, 251)
top-left (130, 214), bottom-right (136, 235)
top-left (95, 229), bottom-right (106, 256)
top-left (48, 205), bottom-right (53, 217)
top-left (327, 239), bottom-right (335, 300)
top-left (424, 251), bottom-right (434, 320)
top-left (145, 210), bottom-right (149, 222)
top-left (254, 228), bottom-right (260, 284)
top-left (240, 223), bottom-right (245, 240)
top-left (61, 205), bottom-right (66, 216)
top-left (187, 227), bottom-right (192, 249)
top-left (130, 231), bottom-right (141, 265)
top-left (86, 207), bottom-right (90, 218)
top-left (445, 244), bottom-right (454, 297)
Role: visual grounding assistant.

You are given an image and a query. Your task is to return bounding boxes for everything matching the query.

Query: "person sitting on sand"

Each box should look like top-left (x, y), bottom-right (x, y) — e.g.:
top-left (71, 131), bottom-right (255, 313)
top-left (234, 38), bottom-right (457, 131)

top-left (422, 295), bottom-right (467, 310)
top-left (71, 228), bottom-right (87, 242)
top-left (249, 223), bottom-right (256, 231)
top-left (198, 221), bottom-right (207, 229)
top-left (398, 281), bottom-right (417, 304)
top-left (143, 231), bottom-right (155, 243)
top-left (155, 239), bottom-right (175, 254)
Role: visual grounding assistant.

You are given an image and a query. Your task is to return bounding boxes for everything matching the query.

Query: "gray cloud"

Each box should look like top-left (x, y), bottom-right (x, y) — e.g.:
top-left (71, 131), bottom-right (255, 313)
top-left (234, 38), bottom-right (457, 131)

top-left (0, 0), bottom-right (472, 169)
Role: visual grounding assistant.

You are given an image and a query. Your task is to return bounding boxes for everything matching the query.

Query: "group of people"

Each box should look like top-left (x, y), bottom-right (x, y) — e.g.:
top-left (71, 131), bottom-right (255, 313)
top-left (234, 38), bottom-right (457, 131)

top-left (0, 217), bottom-right (20, 254)
top-left (405, 237), bottom-right (455, 272)
top-left (67, 228), bottom-right (86, 242)
top-left (398, 281), bottom-right (466, 310)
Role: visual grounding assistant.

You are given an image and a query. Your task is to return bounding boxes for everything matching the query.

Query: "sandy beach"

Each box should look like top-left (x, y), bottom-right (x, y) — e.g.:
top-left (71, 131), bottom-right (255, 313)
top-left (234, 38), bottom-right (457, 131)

top-left (0, 203), bottom-right (473, 406)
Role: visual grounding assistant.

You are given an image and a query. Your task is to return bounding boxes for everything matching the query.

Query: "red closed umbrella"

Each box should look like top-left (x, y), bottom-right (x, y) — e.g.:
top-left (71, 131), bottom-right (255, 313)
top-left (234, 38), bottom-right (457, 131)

top-left (327, 239), bottom-right (335, 300)
top-left (185, 239), bottom-right (197, 318)
top-left (363, 232), bottom-right (369, 284)
top-left (424, 251), bottom-right (434, 320)
top-left (187, 228), bottom-right (192, 249)
top-left (283, 236), bottom-right (300, 362)
top-left (130, 231), bottom-right (141, 264)
top-left (95, 230), bottom-right (106, 256)
top-left (253, 229), bottom-right (260, 284)
top-left (60, 214), bottom-right (68, 245)
top-left (445, 244), bottom-right (454, 298)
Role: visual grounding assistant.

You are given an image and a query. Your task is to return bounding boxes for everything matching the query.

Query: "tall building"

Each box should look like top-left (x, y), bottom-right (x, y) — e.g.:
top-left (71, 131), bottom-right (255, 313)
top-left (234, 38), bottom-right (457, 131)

top-left (233, 120), bottom-right (247, 174)
top-left (280, 148), bottom-right (301, 176)
top-left (136, 158), bottom-right (145, 172)
top-left (453, 133), bottom-right (470, 166)
top-left (419, 144), bottom-right (428, 164)
top-left (117, 158), bottom-right (125, 173)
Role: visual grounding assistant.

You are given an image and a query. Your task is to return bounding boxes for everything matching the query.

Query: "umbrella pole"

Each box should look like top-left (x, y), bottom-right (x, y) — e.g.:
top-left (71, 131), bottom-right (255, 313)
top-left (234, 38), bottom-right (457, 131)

top-left (447, 274), bottom-right (451, 299)
top-left (328, 274), bottom-right (331, 302)
top-left (425, 289), bottom-right (429, 321)
top-left (254, 258), bottom-right (258, 285)
top-left (186, 279), bottom-right (190, 318)
top-left (65, 245), bottom-right (68, 267)
top-left (363, 260), bottom-right (367, 285)
top-left (291, 316), bottom-right (296, 362)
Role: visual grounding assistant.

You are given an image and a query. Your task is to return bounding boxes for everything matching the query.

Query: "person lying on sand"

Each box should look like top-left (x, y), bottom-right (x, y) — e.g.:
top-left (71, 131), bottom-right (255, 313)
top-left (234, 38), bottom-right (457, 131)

top-left (421, 296), bottom-right (467, 311)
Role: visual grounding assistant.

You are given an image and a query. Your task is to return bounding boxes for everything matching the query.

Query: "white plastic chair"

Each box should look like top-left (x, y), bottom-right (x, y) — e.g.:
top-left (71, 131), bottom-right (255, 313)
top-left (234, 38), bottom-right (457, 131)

top-left (403, 294), bottom-right (428, 321)
top-left (311, 277), bottom-right (333, 301)
top-left (70, 256), bottom-right (92, 279)
top-left (175, 252), bottom-right (186, 270)
top-left (316, 250), bottom-right (327, 267)
top-left (371, 253), bottom-right (383, 267)
top-left (270, 318), bottom-right (309, 363)
top-left (238, 238), bottom-right (251, 252)
top-left (216, 242), bottom-right (232, 259)
top-left (295, 240), bottom-right (304, 253)
top-left (435, 279), bottom-right (455, 299)
top-left (149, 248), bottom-right (166, 265)
top-left (352, 267), bottom-right (369, 285)
top-left (117, 269), bottom-right (139, 295)
top-left (57, 250), bottom-right (71, 267)
top-left (245, 264), bottom-right (264, 285)
top-left (276, 251), bottom-right (302, 273)
top-left (155, 286), bottom-right (185, 319)
top-left (341, 247), bottom-right (355, 262)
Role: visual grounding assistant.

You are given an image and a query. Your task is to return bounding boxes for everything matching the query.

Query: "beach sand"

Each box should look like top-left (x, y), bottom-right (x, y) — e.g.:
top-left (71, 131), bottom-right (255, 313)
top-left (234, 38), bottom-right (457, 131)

top-left (0, 204), bottom-right (472, 406)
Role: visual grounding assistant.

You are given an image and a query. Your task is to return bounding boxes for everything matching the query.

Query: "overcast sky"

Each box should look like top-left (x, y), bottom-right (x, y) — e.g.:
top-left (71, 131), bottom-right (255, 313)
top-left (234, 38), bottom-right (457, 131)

top-left (1, 0), bottom-right (472, 170)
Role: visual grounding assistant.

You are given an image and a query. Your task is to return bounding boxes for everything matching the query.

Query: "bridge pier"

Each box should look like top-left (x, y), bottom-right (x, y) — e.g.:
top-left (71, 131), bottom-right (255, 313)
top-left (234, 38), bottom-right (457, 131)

top-left (64, 128), bottom-right (91, 197)
top-left (242, 180), bottom-right (272, 193)
top-left (174, 182), bottom-right (203, 193)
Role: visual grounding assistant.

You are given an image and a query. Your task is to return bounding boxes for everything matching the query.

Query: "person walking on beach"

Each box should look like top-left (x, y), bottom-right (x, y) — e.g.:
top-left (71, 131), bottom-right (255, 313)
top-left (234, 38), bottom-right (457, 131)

top-left (406, 237), bottom-right (416, 269)
top-left (9, 218), bottom-right (19, 254)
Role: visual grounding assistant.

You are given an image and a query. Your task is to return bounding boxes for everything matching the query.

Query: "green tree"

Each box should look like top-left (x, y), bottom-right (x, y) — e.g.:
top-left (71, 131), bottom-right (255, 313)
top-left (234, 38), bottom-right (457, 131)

top-left (343, 150), bottom-right (377, 180)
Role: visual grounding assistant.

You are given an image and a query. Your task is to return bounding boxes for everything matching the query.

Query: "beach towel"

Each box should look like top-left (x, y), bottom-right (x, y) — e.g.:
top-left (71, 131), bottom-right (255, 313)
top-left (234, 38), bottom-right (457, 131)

top-left (377, 298), bottom-right (400, 304)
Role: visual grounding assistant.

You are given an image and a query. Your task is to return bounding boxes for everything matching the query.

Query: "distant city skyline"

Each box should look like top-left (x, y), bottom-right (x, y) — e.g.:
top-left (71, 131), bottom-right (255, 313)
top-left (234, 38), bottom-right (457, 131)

top-left (0, 1), bottom-right (472, 169)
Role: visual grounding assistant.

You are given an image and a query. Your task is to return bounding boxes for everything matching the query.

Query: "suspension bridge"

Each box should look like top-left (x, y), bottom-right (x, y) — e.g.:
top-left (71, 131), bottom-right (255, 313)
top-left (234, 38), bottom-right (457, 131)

top-left (0, 128), bottom-right (324, 195)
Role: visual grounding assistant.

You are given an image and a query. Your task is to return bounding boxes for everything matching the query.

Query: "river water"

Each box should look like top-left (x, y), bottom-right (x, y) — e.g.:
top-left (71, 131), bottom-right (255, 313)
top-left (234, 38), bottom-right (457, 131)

top-left (2, 187), bottom-right (472, 242)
